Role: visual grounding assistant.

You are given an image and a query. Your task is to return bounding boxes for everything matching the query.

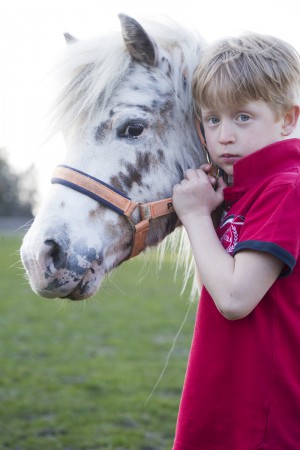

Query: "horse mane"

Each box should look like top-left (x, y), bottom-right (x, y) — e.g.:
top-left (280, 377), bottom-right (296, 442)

top-left (50, 17), bottom-right (204, 137)
top-left (49, 16), bottom-right (205, 300)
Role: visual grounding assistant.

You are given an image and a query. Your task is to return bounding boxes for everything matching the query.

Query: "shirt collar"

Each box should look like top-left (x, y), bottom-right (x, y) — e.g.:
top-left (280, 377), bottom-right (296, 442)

top-left (231, 138), bottom-right (300, 188)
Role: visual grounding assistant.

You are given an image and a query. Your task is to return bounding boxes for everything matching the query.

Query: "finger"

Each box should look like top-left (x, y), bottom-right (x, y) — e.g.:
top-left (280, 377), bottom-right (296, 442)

top-left (199, 163), bottom-right (212, 173)
top-left (215, 177), bottom-right (227, 196)
top-left (180, 179), bottom-right (189, 185)
top-left (209, 176), bottom-right (217, 186)
top-left (185, 168), bottom-right (199, 180)
top-left (216, 176), bottom-right (227, 189)
top-left (196, 168), bottom-right (210, 180)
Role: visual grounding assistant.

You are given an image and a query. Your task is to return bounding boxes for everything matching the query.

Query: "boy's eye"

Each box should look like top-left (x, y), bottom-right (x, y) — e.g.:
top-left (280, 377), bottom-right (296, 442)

top-left (237, 114), bottom-right (250, 122)
top-left (207, 117), bottom-right (220, 125)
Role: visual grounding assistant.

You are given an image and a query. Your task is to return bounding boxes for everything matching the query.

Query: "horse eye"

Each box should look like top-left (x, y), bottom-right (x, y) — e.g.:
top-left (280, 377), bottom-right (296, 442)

top-left (117, 123), bottom-right (145, 139)
top-left (125, 124), bottom-right (144, 138)
top-left (117, 120), bottom-right (147, 140)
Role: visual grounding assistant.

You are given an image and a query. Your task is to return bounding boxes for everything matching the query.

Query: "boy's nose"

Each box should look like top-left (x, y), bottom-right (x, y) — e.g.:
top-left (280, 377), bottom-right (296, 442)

top-left (218, 123), bottom-right (235, 144)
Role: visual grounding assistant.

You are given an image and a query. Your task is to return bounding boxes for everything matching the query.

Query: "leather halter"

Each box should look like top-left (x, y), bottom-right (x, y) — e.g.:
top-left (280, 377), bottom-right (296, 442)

top-left (51, 165), bottom-right (175, 259)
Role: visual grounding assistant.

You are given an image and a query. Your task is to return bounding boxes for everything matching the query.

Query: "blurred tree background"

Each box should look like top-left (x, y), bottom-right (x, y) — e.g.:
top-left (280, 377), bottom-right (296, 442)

top-left (0, 147), bottom-right (37, 217)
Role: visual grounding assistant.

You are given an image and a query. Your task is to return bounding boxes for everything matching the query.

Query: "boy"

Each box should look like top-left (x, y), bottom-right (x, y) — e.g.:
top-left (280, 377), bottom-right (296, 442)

top-left (172, 33), bottom-right (300, 449)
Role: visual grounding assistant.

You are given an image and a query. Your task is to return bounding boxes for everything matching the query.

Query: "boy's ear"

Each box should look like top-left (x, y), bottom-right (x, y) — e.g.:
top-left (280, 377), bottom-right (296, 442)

top-left (281, 105), bottom-right (300, 136)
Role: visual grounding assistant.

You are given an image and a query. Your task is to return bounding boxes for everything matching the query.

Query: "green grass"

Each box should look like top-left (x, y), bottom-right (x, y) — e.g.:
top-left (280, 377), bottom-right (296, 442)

top-left (0, 235), bottom-right (196, 450)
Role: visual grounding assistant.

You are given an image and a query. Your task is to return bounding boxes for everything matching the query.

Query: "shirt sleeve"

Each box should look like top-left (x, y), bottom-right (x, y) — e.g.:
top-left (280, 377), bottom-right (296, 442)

top-left (233, 180), bottom-right (300, 277)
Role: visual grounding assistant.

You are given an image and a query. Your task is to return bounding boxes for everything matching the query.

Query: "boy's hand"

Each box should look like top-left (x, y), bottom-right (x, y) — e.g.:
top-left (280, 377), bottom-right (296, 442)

top-left (172, 164), bottom-right (226, 223)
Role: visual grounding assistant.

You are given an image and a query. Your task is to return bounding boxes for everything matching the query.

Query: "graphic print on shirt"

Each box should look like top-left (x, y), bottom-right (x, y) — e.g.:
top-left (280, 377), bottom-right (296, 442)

top-left (219, 214), bottom-right (245, 254)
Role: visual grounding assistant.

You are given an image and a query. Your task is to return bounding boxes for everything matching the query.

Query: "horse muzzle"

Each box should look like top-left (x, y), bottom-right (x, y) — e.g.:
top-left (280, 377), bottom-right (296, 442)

top-left (21, 231), bottom-right (105, 300)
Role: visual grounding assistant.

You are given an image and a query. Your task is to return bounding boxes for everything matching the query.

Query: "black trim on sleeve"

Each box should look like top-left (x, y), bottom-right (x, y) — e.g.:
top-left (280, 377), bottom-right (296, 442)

top-left (233, 240), bottom-right (296, 278)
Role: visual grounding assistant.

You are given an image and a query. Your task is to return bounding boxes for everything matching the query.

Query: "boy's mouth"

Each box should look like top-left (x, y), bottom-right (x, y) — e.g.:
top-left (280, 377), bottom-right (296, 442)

top-left (220, 153), bottom-right (240, 163)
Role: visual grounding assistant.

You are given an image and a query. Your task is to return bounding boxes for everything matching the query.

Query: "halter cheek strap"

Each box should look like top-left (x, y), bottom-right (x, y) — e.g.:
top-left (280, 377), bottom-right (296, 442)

top-left (51, 165), bottom-right (176, 259)
top-left (195, 115), bottom-right (208, 154)
top-left (195, 115), bottom-right (224, 180)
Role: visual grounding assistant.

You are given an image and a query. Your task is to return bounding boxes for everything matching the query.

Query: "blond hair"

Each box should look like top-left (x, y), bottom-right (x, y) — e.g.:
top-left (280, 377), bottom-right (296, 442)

top-left (192, 33), bottom-right (300, 120)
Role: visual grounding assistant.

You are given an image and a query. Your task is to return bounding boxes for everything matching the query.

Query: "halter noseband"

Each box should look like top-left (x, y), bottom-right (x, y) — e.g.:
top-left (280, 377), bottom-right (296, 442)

top-left (51, 165), bottom-right (175, 259)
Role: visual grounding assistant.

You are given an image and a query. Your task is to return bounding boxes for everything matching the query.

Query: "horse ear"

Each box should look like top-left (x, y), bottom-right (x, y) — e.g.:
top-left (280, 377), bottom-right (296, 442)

top-left (118, 14), bottom-right (157, 66)
top-left (64, 33), bottom-right (78, 45)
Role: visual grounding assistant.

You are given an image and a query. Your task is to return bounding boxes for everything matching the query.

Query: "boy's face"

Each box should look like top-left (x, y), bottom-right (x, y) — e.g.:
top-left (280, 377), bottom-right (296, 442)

top-left (201, 100), bottom-right (288, 176)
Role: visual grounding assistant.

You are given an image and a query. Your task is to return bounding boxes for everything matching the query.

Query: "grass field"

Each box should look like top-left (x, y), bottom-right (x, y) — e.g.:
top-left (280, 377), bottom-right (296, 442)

top-left (0, 235), bottom-right (196, 450)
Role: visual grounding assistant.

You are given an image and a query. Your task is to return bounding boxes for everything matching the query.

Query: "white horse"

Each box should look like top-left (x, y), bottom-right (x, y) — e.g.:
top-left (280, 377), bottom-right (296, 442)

top-left (21, 14), bottom-right (206, 300)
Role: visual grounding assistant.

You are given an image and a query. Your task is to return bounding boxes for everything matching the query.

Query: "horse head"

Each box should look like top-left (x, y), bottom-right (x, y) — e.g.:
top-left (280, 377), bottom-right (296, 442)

top-left (21, 14), bottom-right (206, 300)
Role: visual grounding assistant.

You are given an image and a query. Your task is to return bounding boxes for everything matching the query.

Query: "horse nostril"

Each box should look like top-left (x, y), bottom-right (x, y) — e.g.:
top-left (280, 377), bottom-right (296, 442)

top-left (44, 239), bottom-right (67, 270)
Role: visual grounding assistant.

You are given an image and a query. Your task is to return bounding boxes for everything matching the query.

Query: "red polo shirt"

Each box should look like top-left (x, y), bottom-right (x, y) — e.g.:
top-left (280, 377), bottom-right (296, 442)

top-left (173, 139), bottom-right (300, 450)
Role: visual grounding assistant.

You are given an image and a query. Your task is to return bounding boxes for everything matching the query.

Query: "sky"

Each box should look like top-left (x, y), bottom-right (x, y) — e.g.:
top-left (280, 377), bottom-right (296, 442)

top-left (1, 0), bottom-right (300, 202)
